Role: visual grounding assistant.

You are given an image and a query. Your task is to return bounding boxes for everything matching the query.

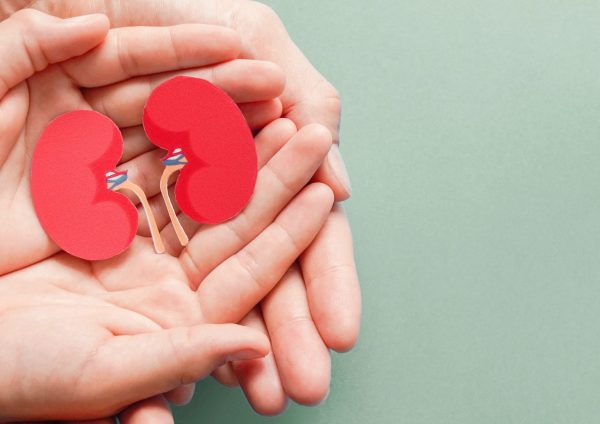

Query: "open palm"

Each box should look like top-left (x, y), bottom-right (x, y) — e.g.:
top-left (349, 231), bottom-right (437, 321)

top-left (0, 256), bottom-right (273, 421)
top-left (0, 9), bottom-right (335, 421)
top-left (20, 0), bottom-right (362, 415)
top-left (0, 9), bottom-right (286, 276)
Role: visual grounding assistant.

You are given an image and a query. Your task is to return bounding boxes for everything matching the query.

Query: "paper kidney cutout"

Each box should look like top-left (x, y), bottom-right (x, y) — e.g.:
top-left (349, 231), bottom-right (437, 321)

top-left (31, 110), bottom-right (138, 260)
top-left (143, 76), bottom-right (258, 224)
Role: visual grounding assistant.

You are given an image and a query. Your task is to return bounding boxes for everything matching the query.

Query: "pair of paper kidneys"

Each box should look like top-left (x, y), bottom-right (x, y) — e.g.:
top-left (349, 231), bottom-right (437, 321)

top-left (30, 77), bottom-right (257, 260)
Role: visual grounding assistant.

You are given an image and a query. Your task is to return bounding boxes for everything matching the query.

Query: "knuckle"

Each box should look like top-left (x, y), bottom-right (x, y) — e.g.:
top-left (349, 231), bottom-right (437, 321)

top-left (168, 327), bottom-right (207, 385)
top-left (226, 212), bottom-right (251, 244)
top-left (328, 89), bottom-right (342, 113)
top-left (247, 1), bottom-right (280, 24)
top-left (11, 8), bottom-right (44, 24)
top-left (326, 82), bottom-right (341, 101)
top-left (167, 329), bottom-right (195, 385)
top-left (270, 313), bottom-right (312, 337)
top-left (273, 221), bottom-right (302, 253)
top-left (305, 263), bottom-right (354, 286)
top-left (319, 81), bottom-right (342, 115)
top-left (167, 26), bottom-right (183, 68)
top-left (264, 163), bottom-right (296, 198)
top-left (311, 79), bottom-right (341, 113)
top-left (9, 9), bottom-right (47, 72)
top-left (235, 248), bottom-right (264, 289)
top-left (114, 31), bottom-right (136, 77)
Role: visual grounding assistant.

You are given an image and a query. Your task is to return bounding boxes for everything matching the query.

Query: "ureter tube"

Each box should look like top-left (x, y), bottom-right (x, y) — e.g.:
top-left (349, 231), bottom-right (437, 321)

top-left (115, 180), bottom-right (166, 254)
top-left (160, 165), bottom-right (189, 247)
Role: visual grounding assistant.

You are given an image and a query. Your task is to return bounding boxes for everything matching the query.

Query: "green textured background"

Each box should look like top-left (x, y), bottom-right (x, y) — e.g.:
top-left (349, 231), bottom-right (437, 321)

top-left (175, 1), bottom-right (600, 422)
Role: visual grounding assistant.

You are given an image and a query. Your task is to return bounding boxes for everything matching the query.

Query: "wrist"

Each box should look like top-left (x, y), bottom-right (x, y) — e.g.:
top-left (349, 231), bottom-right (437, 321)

top-left (0, 0), bottom-right (34, 21)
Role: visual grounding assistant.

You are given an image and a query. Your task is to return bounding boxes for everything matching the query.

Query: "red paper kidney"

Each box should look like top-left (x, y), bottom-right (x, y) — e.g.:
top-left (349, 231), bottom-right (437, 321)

top-left (143, 76), bottom-right (258, 224)
top-left (31, 110), bottom-right (137, 260)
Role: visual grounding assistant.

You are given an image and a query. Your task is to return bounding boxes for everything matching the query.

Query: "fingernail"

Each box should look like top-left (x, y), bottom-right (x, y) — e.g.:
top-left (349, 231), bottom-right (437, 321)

top-left (327, 144), bottom-right (352, 196)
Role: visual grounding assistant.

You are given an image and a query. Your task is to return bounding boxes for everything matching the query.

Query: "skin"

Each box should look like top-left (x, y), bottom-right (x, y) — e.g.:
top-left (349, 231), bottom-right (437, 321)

top-left (8, 1), bottom-right (363, 418)
top-left (0, 9), bottom-right (335, 422)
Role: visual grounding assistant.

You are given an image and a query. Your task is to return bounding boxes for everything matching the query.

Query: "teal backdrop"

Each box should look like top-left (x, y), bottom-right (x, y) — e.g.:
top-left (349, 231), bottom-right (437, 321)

top-left (175, 1), bottom-right (600, 423)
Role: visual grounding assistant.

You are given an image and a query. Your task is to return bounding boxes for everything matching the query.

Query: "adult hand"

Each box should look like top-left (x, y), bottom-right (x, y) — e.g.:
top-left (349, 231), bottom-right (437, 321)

top-left (0, 5), bottom-right (286, 275)
top-left (0, 270), bottom-right (271, 422)
top-left (0, 9), bottom-right (274, 422)
top-left (12, 0), bottom-right (362, 415)
top-left (0, 6), bottom-right (334, 421)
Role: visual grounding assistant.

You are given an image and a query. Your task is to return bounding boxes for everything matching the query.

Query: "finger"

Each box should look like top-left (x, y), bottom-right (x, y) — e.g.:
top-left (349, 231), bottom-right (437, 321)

top-left (228, 2), bottom-right (341, 136)
top-left (133, 118), bottom-right (295, 238)
top-left (137, 185), bottom-right (177, 237)
top-left (176, 124), bottom-right (330, 280)
top-left (30, 0), bottom-right (342, 146)
top-left (212, 363), bottom-right (239, 387)
top-left (0, 9), bottom-right (109, 98)
top-left (119, 126), bottom-right (170, 232)
top-left (84, 60), bottom-right (285, 128)
top-left (164, 383), bottom-right (195, 406)
top-left (313, 145), bottom-right (352, 201)
top-left (81, 324), bottom-right (269, 411)
top-left (120, 126), bottom-right (155, 163)
top-left (191, 183), bottom-right (334, 324)
top-left (119, 396), bottom-right (173, 424)
top-left (127, 118), bottom-right (296, 238)
top-left (254, 118), bottom-right (297, 168)
top-left (232, 308), bottom-right (288, 415)
top-left (262, 264), bottom-right (330, 405)
top-left (119, 113), bottom-right (293, 212)
top-left (119, 101), bottom-right (286, 172)
top-left (115, 148), bottom-right (164, 205)
top-left (229, 2), bottom-right (350, 200)
top-left (28, 0), bottom-right (350, 200)
top-left (0, 82), bottom-right (28, 166)
top-left (159, 118), bottom-right (299, 251)
top-left (238, 98), bottom-right (283, 131)
top-left (61, 24), bottom-right (241, 87)
top-left (300, 204), bottom-right (361, 352)
top-left (96, 304), bottom-right (162, 336)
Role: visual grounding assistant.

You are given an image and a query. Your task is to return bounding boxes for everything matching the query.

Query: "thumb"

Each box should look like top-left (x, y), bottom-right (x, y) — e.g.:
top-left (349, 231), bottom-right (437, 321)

top-left (81, 324), bottom-right (270, 412)
top-left (0, 9), bottom-right (109, 98)
top-left (313, 141), bottom-right (353, 202)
